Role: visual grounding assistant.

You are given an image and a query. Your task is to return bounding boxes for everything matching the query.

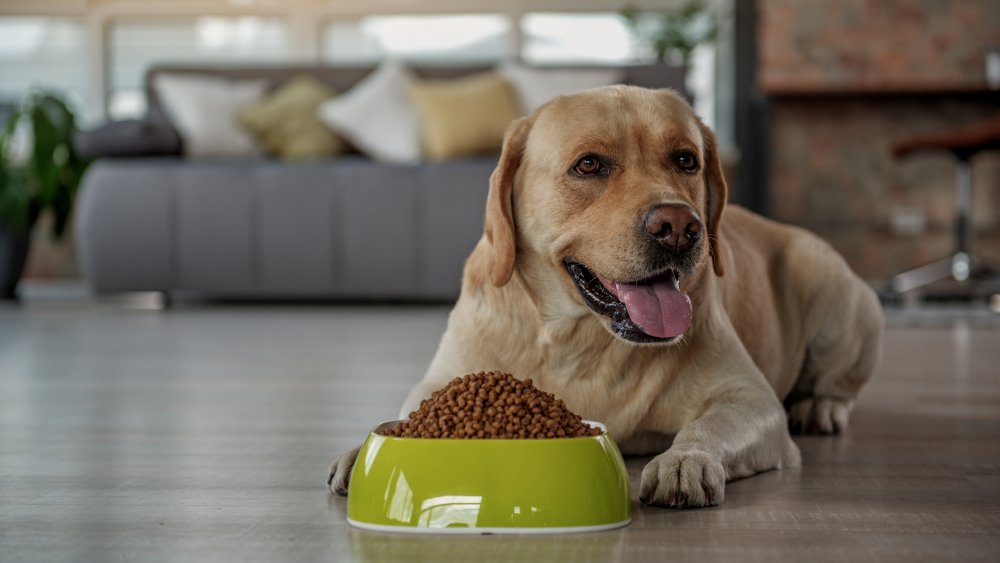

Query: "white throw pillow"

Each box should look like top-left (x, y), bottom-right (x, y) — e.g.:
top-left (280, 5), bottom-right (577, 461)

top-left (498, 62), bottom-right (625, 114)
top-left (317, 61), bottom-right (422, 164)
top-left (153, 73), bottom-right (267, 157)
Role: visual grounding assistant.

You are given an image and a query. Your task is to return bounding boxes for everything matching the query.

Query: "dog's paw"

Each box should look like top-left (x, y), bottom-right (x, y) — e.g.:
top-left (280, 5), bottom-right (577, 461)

top-left (639, 449), bottom-right (726, 509)
top-left (326, 446), bottom-right (361, 495)
top-left (787, 397), bottom-right (852, 435)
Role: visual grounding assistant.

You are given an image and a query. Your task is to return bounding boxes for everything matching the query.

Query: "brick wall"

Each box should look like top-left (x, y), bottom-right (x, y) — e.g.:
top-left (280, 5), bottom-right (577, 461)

top-left (769, 97), bottom-right (1000, 281)
top-left (760, 0), bottom-right (1000, 283)
top-left (760, 0), bottom-right (1000, 91)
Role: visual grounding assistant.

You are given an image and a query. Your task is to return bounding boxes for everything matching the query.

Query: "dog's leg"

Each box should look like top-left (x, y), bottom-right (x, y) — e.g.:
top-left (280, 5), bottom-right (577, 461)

top-left (786, 283), bottom-right (883, 435)
top-left (327, 446), bottom-right (361, 495)
top-left (325, 338), bottom-right (464, 494)
top-left (640, 378), bottom-right (801, 509)
top-left (397, 378), bottom-right (451, 418)
top-left (326, 377), bottom-right (448, 494)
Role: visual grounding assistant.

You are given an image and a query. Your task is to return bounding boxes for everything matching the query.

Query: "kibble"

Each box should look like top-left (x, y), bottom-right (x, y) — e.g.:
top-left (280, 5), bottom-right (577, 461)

top-left (381, 371), bottom-right (602, 439)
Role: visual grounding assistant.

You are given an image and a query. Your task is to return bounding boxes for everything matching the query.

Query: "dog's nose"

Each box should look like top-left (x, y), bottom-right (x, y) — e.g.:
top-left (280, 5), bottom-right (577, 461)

top-left (644, 204), bottom-right (702, 249)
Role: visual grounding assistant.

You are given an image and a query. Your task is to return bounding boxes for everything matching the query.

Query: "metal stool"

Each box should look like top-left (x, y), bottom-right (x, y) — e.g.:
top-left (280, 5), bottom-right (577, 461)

top-left (889, 116), bottom-right (1000, 295)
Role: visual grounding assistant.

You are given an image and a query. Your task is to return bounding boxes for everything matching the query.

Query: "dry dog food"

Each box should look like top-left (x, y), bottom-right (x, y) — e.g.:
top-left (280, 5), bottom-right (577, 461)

top-left (382, 371), bottom-right (601, 439)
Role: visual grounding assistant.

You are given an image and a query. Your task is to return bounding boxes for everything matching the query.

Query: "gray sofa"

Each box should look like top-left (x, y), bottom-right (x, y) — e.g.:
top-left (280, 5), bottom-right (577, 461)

top-left (75, 63), bottom-right (686, 300)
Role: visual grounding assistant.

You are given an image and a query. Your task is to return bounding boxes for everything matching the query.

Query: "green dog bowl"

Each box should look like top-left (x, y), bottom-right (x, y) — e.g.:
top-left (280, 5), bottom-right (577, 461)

top-left (346, 420), bottom-right (631, 534)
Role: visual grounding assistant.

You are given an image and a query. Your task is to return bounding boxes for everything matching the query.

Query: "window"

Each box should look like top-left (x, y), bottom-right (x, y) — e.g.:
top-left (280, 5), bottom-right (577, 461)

top-left (521, 13), bottom-right (642, 65)
top-left (522, 11), bottom-right (719, 132)
top-left (0, 7), bottom-right (727, 135)
top-left (0, 17), bottom-right (91, 123)
top-left (107, 17), bottom-right (290, 119)
top-left (322, 15), bottom-right (513, 64)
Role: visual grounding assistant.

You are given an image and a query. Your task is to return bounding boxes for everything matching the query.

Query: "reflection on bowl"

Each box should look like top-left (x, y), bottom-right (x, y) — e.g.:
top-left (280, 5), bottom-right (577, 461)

top-left (347, 420), bottom-right (631, 534)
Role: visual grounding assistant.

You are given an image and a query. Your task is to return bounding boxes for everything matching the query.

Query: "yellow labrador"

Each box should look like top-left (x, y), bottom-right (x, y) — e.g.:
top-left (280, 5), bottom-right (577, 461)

top-left (330, 86), bottom-right (883, 508)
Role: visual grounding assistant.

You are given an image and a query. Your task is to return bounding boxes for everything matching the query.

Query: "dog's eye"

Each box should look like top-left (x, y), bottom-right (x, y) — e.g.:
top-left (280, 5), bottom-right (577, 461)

top-left (674, 151), bottom-right (699, 173)
top-left (572, 155), bottom-right (607, 176)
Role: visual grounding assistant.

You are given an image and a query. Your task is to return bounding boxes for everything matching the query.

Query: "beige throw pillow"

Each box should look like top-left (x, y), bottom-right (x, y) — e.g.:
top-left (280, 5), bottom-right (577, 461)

top-left (408, 72), bottom-right (521, 162)
top-left (239, 75), bottom-right (343, 160)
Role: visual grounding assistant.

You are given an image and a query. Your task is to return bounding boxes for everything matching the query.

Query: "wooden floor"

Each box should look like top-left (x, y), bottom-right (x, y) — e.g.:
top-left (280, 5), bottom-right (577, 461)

top-left (1, 297), bottom-right (999, 562)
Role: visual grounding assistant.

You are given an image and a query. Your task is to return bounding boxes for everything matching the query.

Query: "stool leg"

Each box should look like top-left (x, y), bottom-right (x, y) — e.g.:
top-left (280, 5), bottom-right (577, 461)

top-left (890, 157), bottom-right (974, 294)
top-left (891, 256), bottom-right (955, 293)
top-left (955, 157), bottom-right (972, 276)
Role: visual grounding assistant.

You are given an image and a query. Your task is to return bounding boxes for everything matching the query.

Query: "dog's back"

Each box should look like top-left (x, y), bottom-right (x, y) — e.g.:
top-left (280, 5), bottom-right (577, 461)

top-left (719, 205), bottom-right (883, 432)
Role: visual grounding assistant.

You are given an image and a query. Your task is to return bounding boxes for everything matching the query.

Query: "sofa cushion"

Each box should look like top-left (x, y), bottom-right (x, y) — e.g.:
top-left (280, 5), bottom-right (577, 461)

top-left (317, 61), bottom-right (422, 164)
top-left (408, 72), bottom-right (521, 161)
top-left (239, 75), bottom-right (344, 160)
top-left (153, 73), bottom-right (267, 157)
top-left (498, 62), bottom-right (624, 113)
top-left (73, 118), bottom-right (182, 159)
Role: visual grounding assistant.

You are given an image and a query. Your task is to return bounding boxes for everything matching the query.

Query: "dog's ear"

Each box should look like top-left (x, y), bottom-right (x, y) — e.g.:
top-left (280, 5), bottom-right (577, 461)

top-left (484, 117), bottom-right (532, 287)
top-left (699, 121), bottom-right (728, 277)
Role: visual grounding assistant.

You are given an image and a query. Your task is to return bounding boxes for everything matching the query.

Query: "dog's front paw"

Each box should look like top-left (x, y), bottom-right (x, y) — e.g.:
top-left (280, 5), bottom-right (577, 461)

top-left (787, 397), bottom-right (852, 435)
top-left (639, 449), bottom-right (726, 508)
top-left (326, 446), bottom-right (361, 495)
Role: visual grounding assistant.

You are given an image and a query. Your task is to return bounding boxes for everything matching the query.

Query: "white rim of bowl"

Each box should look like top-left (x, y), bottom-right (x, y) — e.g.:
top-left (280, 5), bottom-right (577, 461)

top-left (347, 517), bottom-right (631, 535)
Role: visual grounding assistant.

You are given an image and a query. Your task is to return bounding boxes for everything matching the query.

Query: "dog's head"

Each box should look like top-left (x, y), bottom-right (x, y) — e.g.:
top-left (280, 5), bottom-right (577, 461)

top-left (483, 85), bottom-right (728, 345)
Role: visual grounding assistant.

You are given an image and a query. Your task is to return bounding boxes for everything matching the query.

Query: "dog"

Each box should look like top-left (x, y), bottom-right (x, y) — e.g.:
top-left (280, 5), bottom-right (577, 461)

top-left (329, 85), bottom-right (883, 508)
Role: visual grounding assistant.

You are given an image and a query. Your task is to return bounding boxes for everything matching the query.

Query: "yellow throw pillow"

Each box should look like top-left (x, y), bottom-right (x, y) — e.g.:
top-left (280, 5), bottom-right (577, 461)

top-left (239, 75), bottom-right (344, 160)
top-left (408, 72), bottom-right (522, 161)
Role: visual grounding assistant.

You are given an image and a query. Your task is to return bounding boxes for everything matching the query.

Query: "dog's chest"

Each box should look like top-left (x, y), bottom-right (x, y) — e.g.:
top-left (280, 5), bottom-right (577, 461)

top-left (453, 306), bottom-right (690, 439)
top-left (506, 336), bottom-right (686, 439)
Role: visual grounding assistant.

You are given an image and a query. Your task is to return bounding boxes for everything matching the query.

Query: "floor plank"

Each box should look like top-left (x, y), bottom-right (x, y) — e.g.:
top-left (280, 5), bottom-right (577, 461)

top-left (1, 300), bottom-right (999, 562)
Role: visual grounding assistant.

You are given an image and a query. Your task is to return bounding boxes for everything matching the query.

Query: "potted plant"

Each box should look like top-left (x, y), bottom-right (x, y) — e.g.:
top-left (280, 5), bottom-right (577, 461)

top-left (0, 91), bottom-right (89, 299)
top-left (622, 1), bottom-right (719, 67)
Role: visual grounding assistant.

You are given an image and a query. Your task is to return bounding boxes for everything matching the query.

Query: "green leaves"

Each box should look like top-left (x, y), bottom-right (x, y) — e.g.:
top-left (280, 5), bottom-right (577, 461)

top-left (622, 0), bottom-right (719, 66)
top-left (0, 90), bottom-right (89, 238)
top-left (0, 165), bottom-right (33, 233)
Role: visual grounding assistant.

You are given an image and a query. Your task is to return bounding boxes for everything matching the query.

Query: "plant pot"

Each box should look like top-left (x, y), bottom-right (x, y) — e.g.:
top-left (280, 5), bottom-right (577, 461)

top-left (0, 222), bottom-right (31, 300)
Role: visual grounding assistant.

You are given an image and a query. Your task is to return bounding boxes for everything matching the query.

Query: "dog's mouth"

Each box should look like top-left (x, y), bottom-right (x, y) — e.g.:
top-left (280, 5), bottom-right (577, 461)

top-left (564, 260), bottom-right (692, 344)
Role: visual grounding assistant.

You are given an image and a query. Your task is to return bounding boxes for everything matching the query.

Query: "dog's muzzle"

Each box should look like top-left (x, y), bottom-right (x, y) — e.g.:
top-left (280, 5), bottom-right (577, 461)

top-left (565, 261), bottom-right (692, 344)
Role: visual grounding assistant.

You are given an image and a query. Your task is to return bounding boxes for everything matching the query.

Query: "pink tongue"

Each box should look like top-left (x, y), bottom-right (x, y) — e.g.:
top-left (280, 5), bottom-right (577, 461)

top-left (600, 278), bottom-right (692, 339)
